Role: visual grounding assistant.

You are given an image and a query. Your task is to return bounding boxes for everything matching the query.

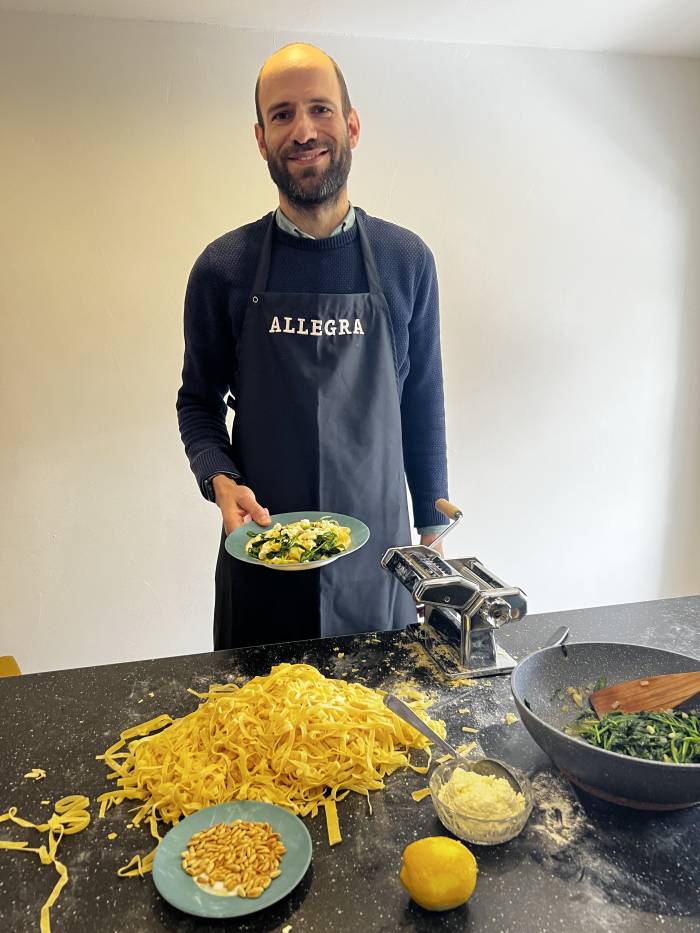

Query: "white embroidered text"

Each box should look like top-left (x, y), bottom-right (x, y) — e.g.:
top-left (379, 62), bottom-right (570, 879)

top-left (268, 316), bottom-right (365, 336)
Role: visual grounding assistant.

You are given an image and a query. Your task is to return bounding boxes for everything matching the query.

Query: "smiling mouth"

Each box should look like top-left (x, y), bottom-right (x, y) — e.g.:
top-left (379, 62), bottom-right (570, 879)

top-left (287, 149), bottom-right (329, 164)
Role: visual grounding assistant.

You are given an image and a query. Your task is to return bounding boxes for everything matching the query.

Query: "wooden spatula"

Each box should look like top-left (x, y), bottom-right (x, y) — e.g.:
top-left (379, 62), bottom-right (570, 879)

top-left (589, 671), bottom-right (700, 717)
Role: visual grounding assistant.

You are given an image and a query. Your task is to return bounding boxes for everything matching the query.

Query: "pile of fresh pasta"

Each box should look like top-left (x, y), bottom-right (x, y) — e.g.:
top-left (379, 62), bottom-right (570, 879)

top-left (97, 663), bottom-right (444, 876)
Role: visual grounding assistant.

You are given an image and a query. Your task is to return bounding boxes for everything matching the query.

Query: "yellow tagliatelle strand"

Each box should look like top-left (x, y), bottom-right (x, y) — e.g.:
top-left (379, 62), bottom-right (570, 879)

top-left (323, 798), bottom-right (342, 846)
top-left (0, 795), bottom-right (90, 933)
top-left (98, 664), bottom-right (444, 872)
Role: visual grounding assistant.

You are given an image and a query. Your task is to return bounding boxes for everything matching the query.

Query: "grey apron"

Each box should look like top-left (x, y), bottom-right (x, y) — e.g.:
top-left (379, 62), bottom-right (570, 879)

top-left (213, 211), bottom-right (417, 648)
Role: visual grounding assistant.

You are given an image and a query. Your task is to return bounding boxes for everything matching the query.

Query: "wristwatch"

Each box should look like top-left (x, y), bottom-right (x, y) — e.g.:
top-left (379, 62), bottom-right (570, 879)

top-left (203, 472), bottom-right (241, 502)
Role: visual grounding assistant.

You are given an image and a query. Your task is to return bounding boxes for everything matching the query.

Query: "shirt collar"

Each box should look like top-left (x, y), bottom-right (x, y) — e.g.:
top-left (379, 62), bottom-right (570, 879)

top-left (275, 204), bottom-right (356, 239)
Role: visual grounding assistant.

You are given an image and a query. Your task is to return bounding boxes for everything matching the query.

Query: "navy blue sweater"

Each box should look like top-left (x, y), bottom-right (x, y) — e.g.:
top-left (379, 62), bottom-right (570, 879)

top-left (176, 207), bottom-right (448, 530)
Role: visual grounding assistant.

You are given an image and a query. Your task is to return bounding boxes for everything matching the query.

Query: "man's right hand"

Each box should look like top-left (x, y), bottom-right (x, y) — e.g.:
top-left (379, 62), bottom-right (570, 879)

top-left (212, 475), bottom-right (271, 535)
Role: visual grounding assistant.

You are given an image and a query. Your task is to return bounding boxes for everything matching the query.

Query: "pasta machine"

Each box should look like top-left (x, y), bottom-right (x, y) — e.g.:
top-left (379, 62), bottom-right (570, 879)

top-left (381, 499), bottom-right (527, 678)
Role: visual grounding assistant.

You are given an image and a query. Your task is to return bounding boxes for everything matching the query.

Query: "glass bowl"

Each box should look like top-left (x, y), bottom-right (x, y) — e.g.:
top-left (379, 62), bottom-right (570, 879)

top-left (429, 757), bottom-right (534, 845)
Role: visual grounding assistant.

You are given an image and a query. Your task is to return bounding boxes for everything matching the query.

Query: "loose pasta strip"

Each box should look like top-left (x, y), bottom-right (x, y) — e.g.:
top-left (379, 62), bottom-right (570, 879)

top-left (98, 663), bottom-right (445, 870)
top-left (0, 795), bottom-right (90, 933)
top-left (323, 799), bottom-right (342, 846)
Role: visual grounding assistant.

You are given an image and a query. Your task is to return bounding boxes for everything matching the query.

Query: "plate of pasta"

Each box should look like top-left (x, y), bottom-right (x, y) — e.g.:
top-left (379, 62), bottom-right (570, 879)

top-left (224, 511), bottom-right (370, 571)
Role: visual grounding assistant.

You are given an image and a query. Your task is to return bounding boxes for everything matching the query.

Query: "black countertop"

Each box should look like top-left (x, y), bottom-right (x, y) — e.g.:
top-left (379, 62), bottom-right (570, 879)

top-left (1, 596), bottom-right (699, 933)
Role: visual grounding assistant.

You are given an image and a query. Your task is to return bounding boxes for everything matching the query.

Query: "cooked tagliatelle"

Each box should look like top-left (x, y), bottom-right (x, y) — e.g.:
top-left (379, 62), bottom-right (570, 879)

top-left (97, 663), bottom-right (444, 874)
top-left (245, 517), bottom-right (352, 564)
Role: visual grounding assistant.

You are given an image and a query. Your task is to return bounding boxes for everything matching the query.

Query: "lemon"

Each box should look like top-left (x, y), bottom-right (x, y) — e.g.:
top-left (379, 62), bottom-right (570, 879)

top-left (399, 836), bottom-right (478, 911)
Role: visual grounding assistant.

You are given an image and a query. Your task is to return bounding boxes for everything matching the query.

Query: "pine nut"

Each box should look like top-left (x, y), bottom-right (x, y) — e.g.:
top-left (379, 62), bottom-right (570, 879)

top-left (181, 819), bottom-right (286, 898)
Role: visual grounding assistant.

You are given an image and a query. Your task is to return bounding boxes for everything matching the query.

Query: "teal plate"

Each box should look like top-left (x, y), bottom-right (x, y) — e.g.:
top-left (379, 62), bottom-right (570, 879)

top-left (224, 510), bottom-right (370, 572)
top-left (152, 801), bottom-right (312, 919)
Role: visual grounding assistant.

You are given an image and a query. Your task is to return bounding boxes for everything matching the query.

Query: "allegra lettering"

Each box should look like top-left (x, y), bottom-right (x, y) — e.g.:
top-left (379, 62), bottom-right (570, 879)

top-left (268, 316), bottom-right (365, 336)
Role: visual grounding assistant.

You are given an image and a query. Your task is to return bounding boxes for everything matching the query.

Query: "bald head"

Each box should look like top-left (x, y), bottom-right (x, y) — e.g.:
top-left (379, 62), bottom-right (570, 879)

top-left (255, 43), bottom-right (352, 130)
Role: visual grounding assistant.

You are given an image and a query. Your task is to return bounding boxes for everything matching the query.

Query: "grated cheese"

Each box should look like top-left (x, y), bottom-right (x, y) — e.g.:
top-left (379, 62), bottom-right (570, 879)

top-left (438, 769), bottom-right (524, 821)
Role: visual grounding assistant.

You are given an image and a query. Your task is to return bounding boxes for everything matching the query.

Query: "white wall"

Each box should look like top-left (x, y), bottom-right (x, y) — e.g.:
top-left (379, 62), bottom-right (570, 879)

top-left (1, 12), bottom-right (699, 674)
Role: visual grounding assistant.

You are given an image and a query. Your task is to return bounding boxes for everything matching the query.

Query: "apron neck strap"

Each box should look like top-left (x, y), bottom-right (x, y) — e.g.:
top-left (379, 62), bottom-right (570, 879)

top-left (354, 210), bottom-right (383, 298)
top-left (251, 212), bottom-right (276, 295)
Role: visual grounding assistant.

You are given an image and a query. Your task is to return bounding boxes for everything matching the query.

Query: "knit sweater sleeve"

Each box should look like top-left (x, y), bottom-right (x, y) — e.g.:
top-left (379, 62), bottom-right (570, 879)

top-left (176, 246), bottom-right (240, 496)
top-left (401, 244), bottom-right (449, 529)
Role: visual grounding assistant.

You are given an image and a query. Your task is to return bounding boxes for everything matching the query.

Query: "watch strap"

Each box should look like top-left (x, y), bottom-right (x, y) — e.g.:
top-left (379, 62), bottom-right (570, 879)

top-left (203, 471), bottom-right (241, 502)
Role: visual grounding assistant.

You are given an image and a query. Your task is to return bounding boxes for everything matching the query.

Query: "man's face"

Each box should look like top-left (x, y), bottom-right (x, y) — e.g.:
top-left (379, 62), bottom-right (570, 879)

top-left (255, 56), bottom-right (360, 207)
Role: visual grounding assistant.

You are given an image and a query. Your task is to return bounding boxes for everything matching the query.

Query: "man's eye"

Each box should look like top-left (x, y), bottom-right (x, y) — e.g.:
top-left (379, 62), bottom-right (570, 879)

top-left (271, 111), bottom-right (291, 122)
top-left (312, 105), bottom-right (331, 114)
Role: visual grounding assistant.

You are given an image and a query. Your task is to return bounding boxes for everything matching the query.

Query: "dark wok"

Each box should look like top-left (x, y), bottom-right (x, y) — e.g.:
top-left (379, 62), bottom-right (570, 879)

top-left (511, 641), bottom-right (700, 809)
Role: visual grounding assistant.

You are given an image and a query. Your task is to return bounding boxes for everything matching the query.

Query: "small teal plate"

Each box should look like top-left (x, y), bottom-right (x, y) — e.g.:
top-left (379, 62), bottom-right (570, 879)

top-left (152, 801), bottom-right (312, 919)
top-left (224, 510), bottom-right (370, 572)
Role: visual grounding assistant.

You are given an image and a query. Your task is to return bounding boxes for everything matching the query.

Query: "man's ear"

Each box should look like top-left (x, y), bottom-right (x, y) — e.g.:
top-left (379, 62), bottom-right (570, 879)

top-left (254, 123), bottom-right (268, 161)
top-left (347, 108), bottom-right (361, 150)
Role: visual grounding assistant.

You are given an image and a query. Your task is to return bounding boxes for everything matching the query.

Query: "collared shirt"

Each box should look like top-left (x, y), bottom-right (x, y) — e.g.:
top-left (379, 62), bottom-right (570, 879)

top-left (275, 204), bottom-right (356, 239)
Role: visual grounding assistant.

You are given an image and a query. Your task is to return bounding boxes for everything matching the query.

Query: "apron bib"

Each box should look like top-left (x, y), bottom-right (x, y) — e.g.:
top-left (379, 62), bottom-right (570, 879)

top-left (214, 212), bottom-right (416, 648)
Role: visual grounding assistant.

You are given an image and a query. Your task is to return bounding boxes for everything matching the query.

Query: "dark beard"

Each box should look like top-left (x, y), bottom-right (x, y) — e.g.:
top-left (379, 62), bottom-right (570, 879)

top-left (266, 137), bottom-right (352, 206)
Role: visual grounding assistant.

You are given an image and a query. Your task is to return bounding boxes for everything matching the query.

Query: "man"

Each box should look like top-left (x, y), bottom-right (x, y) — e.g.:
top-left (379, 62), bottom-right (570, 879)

top-left (177, 43), bottom-right (449, 649)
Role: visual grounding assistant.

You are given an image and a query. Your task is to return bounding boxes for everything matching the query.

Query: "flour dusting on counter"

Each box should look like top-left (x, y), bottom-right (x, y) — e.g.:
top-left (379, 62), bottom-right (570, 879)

top-left (529, 770), bottom-right (587, 852)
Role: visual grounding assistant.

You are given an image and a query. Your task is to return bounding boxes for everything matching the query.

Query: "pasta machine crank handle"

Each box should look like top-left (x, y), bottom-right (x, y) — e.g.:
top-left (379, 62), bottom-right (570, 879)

top-left (428, 498), bottom-right (463, 553)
